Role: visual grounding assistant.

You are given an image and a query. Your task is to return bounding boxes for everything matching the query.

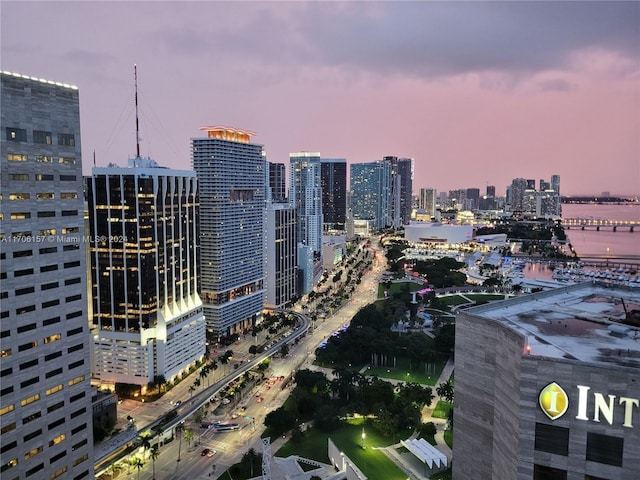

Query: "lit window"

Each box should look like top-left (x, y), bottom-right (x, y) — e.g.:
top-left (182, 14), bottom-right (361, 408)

top-left (35, 155), bottom-right (53, 163)
top-left (7, 153), bottom-right (27, 161)
top-left (46, 384), bottom-right (63, 396)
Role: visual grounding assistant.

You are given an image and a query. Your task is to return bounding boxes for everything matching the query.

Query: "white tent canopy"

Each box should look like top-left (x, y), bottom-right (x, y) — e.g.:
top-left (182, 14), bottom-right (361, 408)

top-left (401, 438), bottom-right (448, 469)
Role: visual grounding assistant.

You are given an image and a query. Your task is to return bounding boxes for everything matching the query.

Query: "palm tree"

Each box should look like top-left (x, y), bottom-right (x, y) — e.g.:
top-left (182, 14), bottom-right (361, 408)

top-left (436, 379), bottom-right (455, 405)
top-left (188, 384), bottom-right (196, 398)
top-left (129, 457), bottom-right (144, 480)
top-left (184, 428), bottom-right (194, 448)
top-left (139, 434), bottom-right (151, 458)
top-left (149, 445), bottom-right (160, 479)
top-left (175, 423), bottom-right (184, 462)
top-left (199, 367), bottom-right (208, 388)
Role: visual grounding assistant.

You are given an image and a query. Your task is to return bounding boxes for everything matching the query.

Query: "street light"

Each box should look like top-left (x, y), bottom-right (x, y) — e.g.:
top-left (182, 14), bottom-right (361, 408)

top-left (361, 425), bottom-right (366, 449)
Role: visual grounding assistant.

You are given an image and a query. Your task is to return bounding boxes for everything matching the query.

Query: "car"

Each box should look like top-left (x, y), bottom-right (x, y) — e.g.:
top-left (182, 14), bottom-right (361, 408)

top-left (174, 400), bottom-right (182, 406)
top-left (200, 448), bottom-right (216, 457)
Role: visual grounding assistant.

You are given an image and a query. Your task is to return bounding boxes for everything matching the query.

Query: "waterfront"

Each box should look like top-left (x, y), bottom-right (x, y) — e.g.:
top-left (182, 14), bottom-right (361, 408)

top-left (562, 203), bottom-right (639, 259)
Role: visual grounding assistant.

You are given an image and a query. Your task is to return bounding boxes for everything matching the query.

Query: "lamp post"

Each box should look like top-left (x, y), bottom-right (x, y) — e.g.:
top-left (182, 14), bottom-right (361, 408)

top-left (361, 425), bottom-right (366, 449)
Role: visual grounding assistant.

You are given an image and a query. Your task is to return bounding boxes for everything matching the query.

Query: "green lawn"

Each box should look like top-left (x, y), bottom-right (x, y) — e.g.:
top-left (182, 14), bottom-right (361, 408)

top-left (432, 400), bottom-right (452, 419)
top-left (365, 356), bottom-right (446, 386)
top-left (277, 418), bottom-right (410, 480)
top-left (377, 281), bottom-right (425, 298)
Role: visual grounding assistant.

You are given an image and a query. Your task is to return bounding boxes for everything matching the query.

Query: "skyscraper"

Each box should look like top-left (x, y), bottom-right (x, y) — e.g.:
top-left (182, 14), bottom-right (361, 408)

top-left (289, 152), bottom-right (323, 294)
top-left (268, 162), bottom-right (286, 202)
top-left (320, 158), bottom-right (347, 231)
top-left (87, 159), bottom-right (205, 391)
top-left (387, 156), bottom-right (413, 227)
top-left (0, 71), bottom-right (94, 478)
top-left (350, 160), bottom-right (392, 231)
top-left (419, 187), bottom-right (437, 218)
top-left (265, 203), bottom-right (298, 308)
top-left (192, 126), bottom-right (266, 335)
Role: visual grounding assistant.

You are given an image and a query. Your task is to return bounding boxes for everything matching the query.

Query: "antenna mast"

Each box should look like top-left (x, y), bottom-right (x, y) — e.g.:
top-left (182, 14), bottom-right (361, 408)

top-left (134, 64), bottom-right (141, 159)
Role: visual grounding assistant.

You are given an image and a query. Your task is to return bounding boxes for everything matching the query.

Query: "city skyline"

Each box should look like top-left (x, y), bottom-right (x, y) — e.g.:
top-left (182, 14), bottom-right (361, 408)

top-left (2, 1), bottom-right (638, 196)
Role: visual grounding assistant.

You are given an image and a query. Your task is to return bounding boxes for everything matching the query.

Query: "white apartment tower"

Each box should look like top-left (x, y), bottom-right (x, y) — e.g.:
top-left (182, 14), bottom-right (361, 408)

top-left (0, 71), bottom-right (95, 479)
top-left (289, 152), bottom-right (323, 294)
top-left (87, 159), bottom-right (205, 391)
top-left (192, 127), bottom-right (266, 335)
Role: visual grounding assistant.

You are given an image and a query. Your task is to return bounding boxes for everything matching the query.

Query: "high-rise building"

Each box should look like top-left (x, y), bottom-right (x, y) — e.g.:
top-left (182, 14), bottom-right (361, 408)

top-left (0, 71), bottom-right (94, 478)
top-left (350, 160), bottom-right (392, 231)
top-left (289, 152), bottom-right (323, 294)
top-left (192, 126), bottom-right (266, 335)
top-left (320, 158), bottom-right (347, 231)
top-left (87, 159), bottom-right (205, 390)
top-left (508, 178), bottom-right (529, 213)
top-left (387, 156), bottom-right (414, 227)
top-left (454, 282), bottom-right (640, 479)
top-left (268, 162), bottom-right (286, 202)
top-left (265, 203), bottom-right (298, 309)
top-left (419, 187), bottom-right (437, 218)
top-left (551, 174), bottom-right (561, 194)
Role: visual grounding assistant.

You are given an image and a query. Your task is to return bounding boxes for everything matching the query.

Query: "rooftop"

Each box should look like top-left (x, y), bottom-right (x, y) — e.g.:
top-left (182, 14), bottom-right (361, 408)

top-left (466, 281), bottom-right (640, 369)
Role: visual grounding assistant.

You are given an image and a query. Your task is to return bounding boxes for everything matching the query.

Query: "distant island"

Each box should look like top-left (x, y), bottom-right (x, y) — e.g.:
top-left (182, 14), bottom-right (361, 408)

top-left (562, 196), bottom-right (638, 204)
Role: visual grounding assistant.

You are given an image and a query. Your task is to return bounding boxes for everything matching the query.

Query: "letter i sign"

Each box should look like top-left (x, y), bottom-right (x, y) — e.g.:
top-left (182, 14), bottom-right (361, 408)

top-left (539, 382), bottom-right (569, 420)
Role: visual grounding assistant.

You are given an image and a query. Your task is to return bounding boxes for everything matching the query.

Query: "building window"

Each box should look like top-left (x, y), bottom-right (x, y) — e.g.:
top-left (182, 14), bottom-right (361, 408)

top-left (9, 193), bottom-right (30, 200)
top-left (20, 377), bottom-right (39, 388)
top-left (33, 130), bottom-right (52, 144)
top-left (35, 155), bottom-right (53, 163)
top-left (45, 351), bottom-right (63, 362)
top-left (13, 249), bottom-right (33, 258)
top-left (10, 212), bottom-right (31, 219)
top-left (48, 433), bottom-right (65, 446)
top-left (5, 127), bottom-right (27, 141)
top-left (535, 423), bottom-right (569, 457)
top-left (24, 445), bottom-right (43, 460)
top-left (61, 210), bottom-right (78, 216)
top-left (57, 133), bottom-right (75, 146)
top-left (586, 432), bottom-right (624, 467)
top-left (60, 192), bottom-right (78, 199)
top-left (58, 156), bottom-right (76, 165)
top-left (45, 384), bottom-right (63, 396)
top-left (533, 464), bottom-right (567, 480)
top-left (9, 174), bottom-right (29, 181)
top-left (60, 175), bottom-right (77, 181)
top-left (36, 192), bottom-right (55, 200)
top-left (36, 174), bottom-right (54, 181)
top-left (38, 211), bottom-right (56, 218)
top-left (39, 247), bottom-right (57, 254)
top-left (20, 393), bottom-right (40, 406)
top-left (7, 153), bottom-right (27, 161)
top-left (42, 282), bottom-right (59, 291)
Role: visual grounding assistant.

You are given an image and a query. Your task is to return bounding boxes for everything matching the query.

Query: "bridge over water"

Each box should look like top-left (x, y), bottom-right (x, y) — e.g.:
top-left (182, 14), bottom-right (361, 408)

top-left (562, 218), bottom-right (638, 232)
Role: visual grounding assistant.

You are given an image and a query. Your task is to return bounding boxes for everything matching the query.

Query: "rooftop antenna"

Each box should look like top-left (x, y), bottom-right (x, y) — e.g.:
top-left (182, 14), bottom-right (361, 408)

top-left (134, 64), bottom-right (141, 159)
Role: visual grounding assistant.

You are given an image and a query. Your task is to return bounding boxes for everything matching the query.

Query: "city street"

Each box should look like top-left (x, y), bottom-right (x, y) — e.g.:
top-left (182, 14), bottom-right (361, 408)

top-left (99, 241), bottom-right (386, 479)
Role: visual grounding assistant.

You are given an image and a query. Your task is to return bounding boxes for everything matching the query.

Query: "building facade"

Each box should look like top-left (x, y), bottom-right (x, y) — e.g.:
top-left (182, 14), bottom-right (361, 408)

top-left (388, 156), bottom-right (413, 227)
top-left (454, 283), bottom-right (640, 479)
top-left (268, 162), bottom-right (286, 203)
top-left (87, 159), bottom-right (205, 390)
top-left (350, 160), bottom-right (392, 231)
top-left (264, 202), bottom-right (298, 309)
top-left (192, 126), bottom-right (266, 335)
top-left (320, 158), bottom-right (347, 232)
top-left (0, 71), bottom-right (94, 479)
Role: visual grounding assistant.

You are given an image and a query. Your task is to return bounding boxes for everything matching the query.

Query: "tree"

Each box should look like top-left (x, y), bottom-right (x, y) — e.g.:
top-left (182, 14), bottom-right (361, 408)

top-left (436, 379), bottom-right (454, 405)
top-left (184, 428), bottom-right (194, 447)
top-left (139, 434), bottom-right (151, 458)
top-left (149, 445), bottom-right (160, 479)
top-left (175, 423), bottom-right (184, 462)
top-left (129, 457), bottom-right (144, 480)
top-left (188, 384), bottom-right (196, 398)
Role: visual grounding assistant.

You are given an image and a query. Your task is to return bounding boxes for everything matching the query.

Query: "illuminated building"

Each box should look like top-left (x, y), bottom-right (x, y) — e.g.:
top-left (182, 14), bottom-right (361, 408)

top-left (290, 152), bottom-right (323, 294)
top-left (0, 71), bottom-right (94, 478)
top-left (350, 160), bottom-right (392, 231)
top-left (192, 126), bottom-right (266, 335)
top-left (454, 282), bottom-right (640, 479)
top-left (87, 159), bottom-right (205, 390)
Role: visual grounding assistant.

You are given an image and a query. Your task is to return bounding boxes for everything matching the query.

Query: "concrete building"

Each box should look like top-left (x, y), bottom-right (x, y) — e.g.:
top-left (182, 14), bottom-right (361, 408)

top-left (388, 156), bottom-right (414, 227)
top-left (454, 282), bottom-right (640, 480)
top-left (419, 187), bottom-right (437, 219)
top-left (192, 126), bottom-right (266, 335)
top-left (87, 159), bottom-right (205, 390)
top-left (0, 71), bottom-right (94, 479)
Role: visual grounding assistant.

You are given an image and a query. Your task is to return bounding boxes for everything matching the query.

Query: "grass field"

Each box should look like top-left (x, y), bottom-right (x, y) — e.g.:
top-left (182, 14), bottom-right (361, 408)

top-left (276, 417), bottom-right (411, 480)
top-left (365, 355), bottom-right (445, 386)
top-left (432, 400), bottom-right (452, 419)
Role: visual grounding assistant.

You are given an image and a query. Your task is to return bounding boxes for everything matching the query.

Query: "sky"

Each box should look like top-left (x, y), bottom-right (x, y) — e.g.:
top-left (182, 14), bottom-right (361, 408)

top-left (2, 1), bottom-right (639, 197)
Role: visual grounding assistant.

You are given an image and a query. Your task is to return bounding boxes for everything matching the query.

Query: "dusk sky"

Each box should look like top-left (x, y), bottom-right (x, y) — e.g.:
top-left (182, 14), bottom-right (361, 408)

top-left (2, 1), bottom-right (639, 196)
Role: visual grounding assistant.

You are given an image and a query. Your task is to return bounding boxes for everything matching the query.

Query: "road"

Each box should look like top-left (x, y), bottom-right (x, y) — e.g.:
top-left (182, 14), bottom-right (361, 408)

top-left (97, 239), bottom-right (386, 479)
